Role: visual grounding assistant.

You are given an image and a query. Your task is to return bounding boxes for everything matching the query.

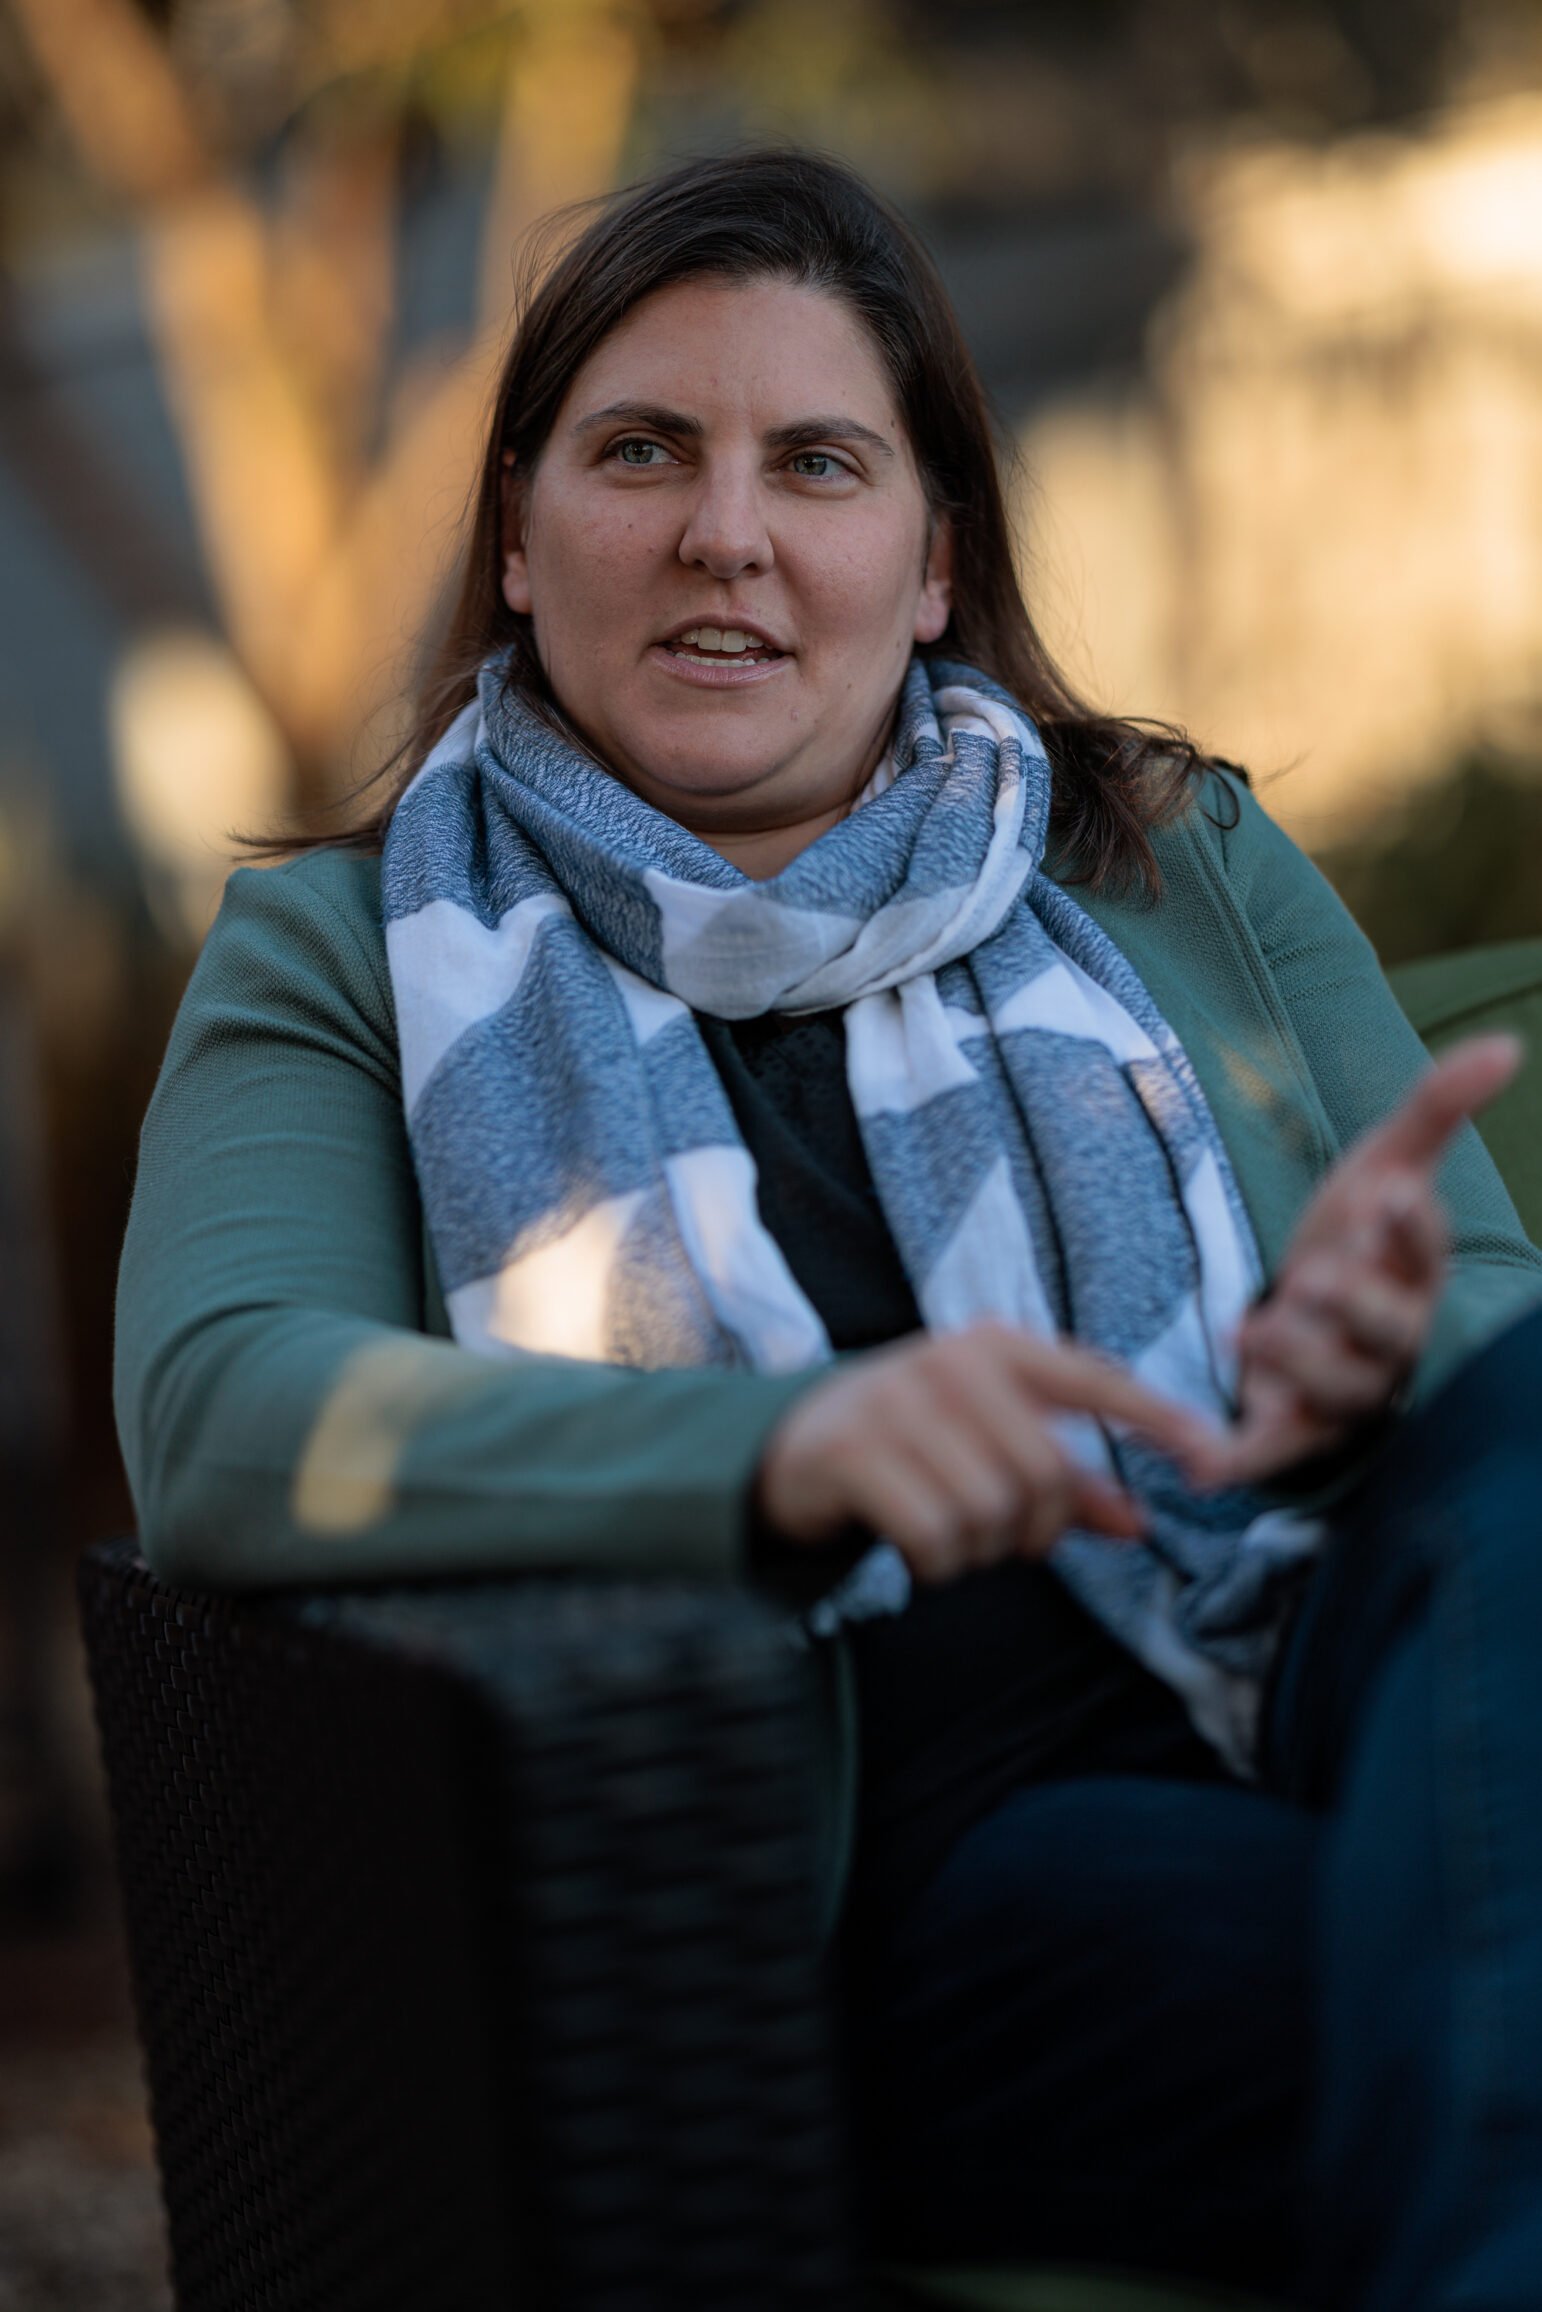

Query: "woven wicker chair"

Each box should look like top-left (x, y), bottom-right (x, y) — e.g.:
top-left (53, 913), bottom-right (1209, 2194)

top-left (79, 1547), bottom-right (863, 2311)
top-left (79, 943), bottom-right (1542, 2312)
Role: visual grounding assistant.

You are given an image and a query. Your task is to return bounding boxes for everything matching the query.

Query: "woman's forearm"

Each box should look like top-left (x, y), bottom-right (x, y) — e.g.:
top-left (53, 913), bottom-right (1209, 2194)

top-left (114, 856), bottom-right (818, 1593)
top-left (122, 1294), bottom-right (813, 1591)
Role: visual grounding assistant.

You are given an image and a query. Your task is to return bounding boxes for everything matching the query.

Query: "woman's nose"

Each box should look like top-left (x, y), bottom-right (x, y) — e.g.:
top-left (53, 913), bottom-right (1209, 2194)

top-left (676, 467), bottom-right (774, 579)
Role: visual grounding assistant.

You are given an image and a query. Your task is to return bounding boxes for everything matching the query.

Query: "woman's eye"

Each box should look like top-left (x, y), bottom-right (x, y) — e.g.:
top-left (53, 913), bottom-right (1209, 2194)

top-left (612, 437), bottom-right (670, 467)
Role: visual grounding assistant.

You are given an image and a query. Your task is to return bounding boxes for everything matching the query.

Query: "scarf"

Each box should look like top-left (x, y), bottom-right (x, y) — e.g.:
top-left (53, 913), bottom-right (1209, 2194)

top-left (381, 650), bottom-right (1322, 1769)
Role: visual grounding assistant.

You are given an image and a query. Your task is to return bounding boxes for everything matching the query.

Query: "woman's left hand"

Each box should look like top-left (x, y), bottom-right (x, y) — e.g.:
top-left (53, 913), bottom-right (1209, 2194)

top-left (1193, 1034), bottom-right (1523, 1489)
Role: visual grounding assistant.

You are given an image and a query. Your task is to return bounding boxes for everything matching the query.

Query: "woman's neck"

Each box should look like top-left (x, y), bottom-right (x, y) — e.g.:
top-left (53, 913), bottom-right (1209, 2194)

top-left (700, 798), bottom-right (856, 881)
top-left (681, 717), bottom-right (896, 881)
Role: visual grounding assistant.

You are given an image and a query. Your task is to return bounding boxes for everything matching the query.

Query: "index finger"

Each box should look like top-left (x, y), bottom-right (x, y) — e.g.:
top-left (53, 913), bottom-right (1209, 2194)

top-left (1366, 1034), bottom-right (1523, 1174)
top-left (1003, 1332), bottom-right (1220, 1462)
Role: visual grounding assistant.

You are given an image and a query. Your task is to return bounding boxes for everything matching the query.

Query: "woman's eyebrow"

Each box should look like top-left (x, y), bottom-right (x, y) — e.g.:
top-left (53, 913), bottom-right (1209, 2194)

top-left (571, 400), bottom-right (895, 460)
top-left (766, 415), bottom-right (895, 460)
top-left (573, 399), bottom-right (703, 439)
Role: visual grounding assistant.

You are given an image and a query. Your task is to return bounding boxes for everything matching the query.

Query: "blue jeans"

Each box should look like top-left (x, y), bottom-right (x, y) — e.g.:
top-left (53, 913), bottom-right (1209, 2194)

top-left (837, 1306), bottom-right (1542, 2309)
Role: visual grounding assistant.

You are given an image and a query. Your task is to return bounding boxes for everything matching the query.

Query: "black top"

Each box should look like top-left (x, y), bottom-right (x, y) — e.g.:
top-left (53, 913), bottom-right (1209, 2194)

top-left (697, 1008), bottom-right (1230, 1924)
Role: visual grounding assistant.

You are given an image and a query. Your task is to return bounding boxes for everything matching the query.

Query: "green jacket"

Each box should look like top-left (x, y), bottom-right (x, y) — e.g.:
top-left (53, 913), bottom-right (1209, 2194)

top-left (115, 772), bottom-right (1542, 1929)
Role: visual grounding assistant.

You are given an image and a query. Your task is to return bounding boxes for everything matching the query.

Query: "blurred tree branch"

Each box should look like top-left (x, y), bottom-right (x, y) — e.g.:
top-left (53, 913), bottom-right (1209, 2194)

top-left (9, 0), bottom-right (1509, 808)
top-left (6, 0), bottom-right (206, 204)
top-left (0, 273), bottom-right (208, 631)
top-left (479, 2), bottom-right (643, 331)
top-left (8, 0), bottom-right (644, 802)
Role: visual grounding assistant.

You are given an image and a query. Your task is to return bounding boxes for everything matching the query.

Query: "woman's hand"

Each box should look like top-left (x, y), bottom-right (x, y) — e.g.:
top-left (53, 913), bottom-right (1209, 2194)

top-left (1196, 1034), bottom-right (1523, 1489)
top-left (753, 1319), bottom-right (1214, 1585)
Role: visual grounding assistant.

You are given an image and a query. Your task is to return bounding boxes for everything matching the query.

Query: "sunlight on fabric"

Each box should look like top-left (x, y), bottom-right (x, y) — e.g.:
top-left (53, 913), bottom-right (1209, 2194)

top-left (292, 1335), bottom-right (485, 1536)
top-left (448, 1191), bottom-right (648, 1362)
top-left (1215, 1042), bottom-right (1289, 1134)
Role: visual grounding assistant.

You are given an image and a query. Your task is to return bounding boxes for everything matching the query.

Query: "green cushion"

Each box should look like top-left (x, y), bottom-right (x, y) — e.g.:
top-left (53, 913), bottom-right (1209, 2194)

top-left (1390, 938), bottom-right (1542, 1242)
top-left (868, 943), bottom-right (1542, 2312)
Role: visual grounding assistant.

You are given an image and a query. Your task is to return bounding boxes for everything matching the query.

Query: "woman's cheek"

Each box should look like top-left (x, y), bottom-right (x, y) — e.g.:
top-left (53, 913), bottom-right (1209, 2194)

top-left (829, 510), bottom-right (931, 648)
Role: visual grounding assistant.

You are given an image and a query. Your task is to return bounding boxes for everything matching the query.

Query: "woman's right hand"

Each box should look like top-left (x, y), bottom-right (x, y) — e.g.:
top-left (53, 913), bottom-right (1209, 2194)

top-left (753, 1319), bottom-right (1213, 1586)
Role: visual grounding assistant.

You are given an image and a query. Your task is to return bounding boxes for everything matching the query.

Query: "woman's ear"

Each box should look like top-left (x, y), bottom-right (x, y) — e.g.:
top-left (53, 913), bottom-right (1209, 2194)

top-left (914, 515), bottom-right (953, 646)
top-left (499, 449), bottom-right (533, 617)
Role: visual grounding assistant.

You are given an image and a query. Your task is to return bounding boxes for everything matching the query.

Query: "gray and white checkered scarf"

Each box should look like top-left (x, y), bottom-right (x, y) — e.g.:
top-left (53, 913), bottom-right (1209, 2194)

top-left (382, 649), bottom-right (1322, 1768)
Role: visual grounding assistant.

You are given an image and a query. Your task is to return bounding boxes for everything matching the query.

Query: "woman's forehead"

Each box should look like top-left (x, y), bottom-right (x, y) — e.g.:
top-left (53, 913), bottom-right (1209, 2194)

top-left (556, 275), bottom-right (905, 438)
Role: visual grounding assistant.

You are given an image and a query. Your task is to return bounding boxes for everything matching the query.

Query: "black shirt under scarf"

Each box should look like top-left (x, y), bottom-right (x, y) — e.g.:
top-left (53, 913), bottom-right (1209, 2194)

top-left (697, 1007), bottom-right (1233, 1926)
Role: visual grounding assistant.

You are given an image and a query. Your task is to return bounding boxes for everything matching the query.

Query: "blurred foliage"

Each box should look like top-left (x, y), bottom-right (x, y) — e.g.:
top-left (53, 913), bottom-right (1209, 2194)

top-left (3, 0), bottom-right (1542, 815)
top-left (5, 1), bottom-right (1542, 255)
top-left (1317, 747), bottom-right (1542, 967)
top-left (1, 0), bottom-right (654, 804)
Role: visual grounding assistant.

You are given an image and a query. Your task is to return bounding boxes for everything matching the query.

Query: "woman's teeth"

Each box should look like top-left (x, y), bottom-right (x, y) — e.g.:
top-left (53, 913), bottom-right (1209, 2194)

top-left (668, 626), bottom-right (781, 663)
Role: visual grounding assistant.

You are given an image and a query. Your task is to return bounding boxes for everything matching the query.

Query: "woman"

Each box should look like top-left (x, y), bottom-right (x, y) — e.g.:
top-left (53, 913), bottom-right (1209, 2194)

top-left (117, 150), bottom-right (1542, 2306)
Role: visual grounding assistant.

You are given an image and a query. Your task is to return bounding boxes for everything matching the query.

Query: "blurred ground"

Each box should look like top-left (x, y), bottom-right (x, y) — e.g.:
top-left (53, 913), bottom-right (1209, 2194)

top-left (0, 1536), bottom-right (169, 2312)
top-left (0, 1934), bottom-right (170, 2312)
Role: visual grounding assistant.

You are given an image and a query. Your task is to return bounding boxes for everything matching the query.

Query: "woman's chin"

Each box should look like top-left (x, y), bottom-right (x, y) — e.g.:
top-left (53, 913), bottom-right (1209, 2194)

top-left (622, 750), bottom-right (802, 819)
top-left (609, 709), bottom-right (816, 816)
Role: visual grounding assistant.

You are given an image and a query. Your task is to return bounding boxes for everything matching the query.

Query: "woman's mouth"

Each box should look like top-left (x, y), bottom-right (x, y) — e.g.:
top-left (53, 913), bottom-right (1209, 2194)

top-left (650, 624), bottom-right (792, 686)
top-left (662, 625), bottom-right (787, 667)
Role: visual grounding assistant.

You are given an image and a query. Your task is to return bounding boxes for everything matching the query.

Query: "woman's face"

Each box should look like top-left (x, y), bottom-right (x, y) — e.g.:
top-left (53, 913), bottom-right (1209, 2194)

top-left (501, 275), bottom-right (952, 867)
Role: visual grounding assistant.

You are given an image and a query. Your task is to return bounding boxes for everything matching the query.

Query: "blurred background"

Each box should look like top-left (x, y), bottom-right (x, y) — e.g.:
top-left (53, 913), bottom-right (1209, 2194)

top-left (2, 1), bottom-right (1541, 2301)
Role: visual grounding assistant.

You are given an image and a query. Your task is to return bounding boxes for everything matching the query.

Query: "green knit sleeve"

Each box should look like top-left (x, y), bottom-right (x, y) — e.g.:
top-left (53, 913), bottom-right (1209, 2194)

top-left (114, 854), bottom-right (818, 1591)
top-left (1209, 774), bottom-right (1542, 1394)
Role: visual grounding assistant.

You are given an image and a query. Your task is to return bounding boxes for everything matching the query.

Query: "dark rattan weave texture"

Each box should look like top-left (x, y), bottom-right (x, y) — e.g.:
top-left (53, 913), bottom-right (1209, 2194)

top-left (79, 1542), bottom-right (856, 2311)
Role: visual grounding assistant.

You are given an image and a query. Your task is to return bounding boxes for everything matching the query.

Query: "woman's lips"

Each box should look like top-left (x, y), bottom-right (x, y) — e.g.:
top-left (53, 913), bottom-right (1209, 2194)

top-left (647, 641), bottom-right (793, 688)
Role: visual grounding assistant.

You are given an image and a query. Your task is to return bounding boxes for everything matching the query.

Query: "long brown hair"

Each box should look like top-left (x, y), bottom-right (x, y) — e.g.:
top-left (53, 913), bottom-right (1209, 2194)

top-left (271, 147), bottom-right (1212, 893)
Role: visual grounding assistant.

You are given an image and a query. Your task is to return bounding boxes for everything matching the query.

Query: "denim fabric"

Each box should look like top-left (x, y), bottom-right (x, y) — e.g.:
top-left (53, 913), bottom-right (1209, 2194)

top-left (838, 1306), bottom-right (1542, 2310)
top-left (838, 1773), bottom-right (1317, 2292)
top-left (1268, 1301), bottom-right (1542, 2309)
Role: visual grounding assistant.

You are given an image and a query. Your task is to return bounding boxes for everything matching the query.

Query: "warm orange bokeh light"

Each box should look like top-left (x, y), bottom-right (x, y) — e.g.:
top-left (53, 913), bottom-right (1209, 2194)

top-left (1021, 96), bottom-right (1542, 848)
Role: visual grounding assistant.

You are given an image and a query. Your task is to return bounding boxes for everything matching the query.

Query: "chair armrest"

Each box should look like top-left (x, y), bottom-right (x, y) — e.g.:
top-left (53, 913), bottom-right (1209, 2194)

top-left (78, 1539), bottom-right (856, 2312)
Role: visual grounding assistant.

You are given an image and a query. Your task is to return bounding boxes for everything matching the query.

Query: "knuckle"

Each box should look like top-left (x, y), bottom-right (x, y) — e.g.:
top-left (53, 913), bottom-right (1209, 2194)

top-left (1300, 1366), bottom-right (1374, 1416)
top-left (823, 1430), bottom-right (868, 1484)
top-left (917, 1493), bottom-right (964, 1548)
top-left (965, 1468), bottom-right (1018, 1526)
top-left (1293, 1256), bottom-right (1344, 1307)
top-left (1017, 1448), bottom-right (1067, 1506)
